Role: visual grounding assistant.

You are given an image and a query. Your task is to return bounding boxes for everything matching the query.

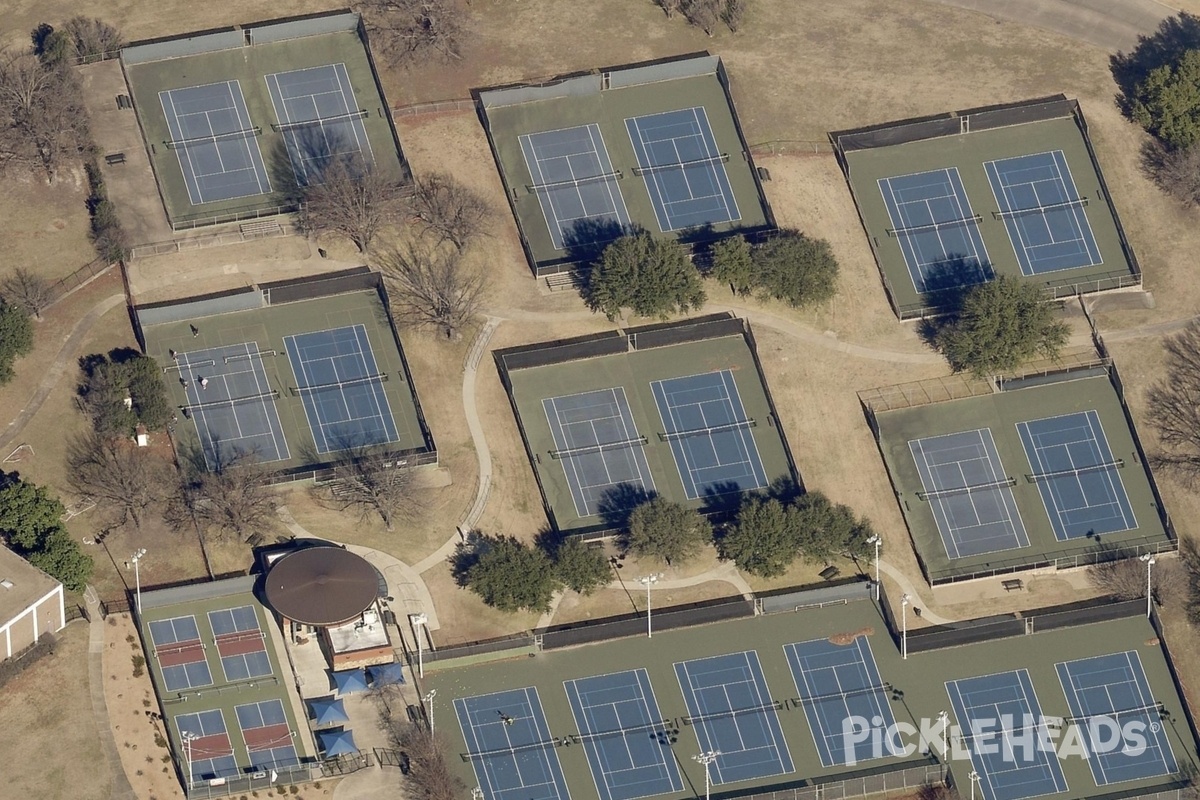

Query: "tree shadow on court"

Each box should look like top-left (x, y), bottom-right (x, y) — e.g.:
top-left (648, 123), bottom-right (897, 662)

top-left (563, 218), bottom-right (633, 298)
top-left (266, 125), bottom-right (358, 196)
top-left (1110, 13), bottom-right (1200, 118)
top-left (596, 483), bottom-right (657, 531)
top-left (266, 137), bottom-right (304, 203)
top-left (914, 255), bottom-right (994, 346)
top-left (699, 480), bottom-right (748, 514)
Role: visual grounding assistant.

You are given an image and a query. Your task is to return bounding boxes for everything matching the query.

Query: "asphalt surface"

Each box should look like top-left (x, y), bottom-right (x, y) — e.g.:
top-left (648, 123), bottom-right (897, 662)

top-left (923, 0), bottom-right (1176, 52)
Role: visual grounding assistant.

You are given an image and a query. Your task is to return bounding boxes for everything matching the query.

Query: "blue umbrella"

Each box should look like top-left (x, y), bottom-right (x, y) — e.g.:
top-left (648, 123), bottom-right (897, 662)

top-left (309, 697), bottom-right (349, 727)
top-left (368, 662), bottom-right (405, 687)
top-left (332, 669), bottom-right (368, 695)
top-left (319, 729), bottom-right (358, 757)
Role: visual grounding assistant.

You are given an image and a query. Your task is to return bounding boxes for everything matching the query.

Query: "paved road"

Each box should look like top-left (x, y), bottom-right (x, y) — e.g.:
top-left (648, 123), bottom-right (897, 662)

top-left (924, 0), bottom-right (1175, 52)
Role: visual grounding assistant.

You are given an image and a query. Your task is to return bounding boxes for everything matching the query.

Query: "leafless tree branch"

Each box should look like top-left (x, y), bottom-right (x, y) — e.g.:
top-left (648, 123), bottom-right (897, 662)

top-left (379, 243), bottom-right (486, 338)
top-left (359, 0), bottom-right (465, 67)
top-left (300, 154), bottom-right (410, 253)
top-left (67, 431), bottom-right (170, 530)
top-left (409, 172), bottom-right (492, 251)
top-left (0, 267), bottom-right (53, 318)
top-left (311, 442), bottom-right (422, 531)
top-left (1148, 322), bottom-right (1200, 483)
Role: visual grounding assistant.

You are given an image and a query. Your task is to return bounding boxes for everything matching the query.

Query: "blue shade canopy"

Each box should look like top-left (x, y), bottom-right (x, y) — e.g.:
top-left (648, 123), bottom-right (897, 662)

top-left (318, 728), bottom-right (358, 757)
top-left (332, 668), bottom-right (368, 694)
top-left (368, 662), bottom-right (404, 686)
top-left (309, 697), bottom-right (349, 726)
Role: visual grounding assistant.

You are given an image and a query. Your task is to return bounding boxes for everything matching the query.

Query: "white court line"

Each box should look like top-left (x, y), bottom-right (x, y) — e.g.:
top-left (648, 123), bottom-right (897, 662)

top-left (333, 63), bottom-right (373, 164)
top-left (546, 396), bottom-right (591, 519)
top-left (610, 387), bottom-right (656, 496)
top-left (350, 324), bottom-right (398, 443)
top-left (1055, 149), bottom-right (1102, 266)
top-left (159, 89), bottom-right (204, 206)
top-left (693, 106), bottom-right (740, 221)
top-left (241, 342), bottom-right (290, 462)
top-left (232, 79), bottom-right (270, 195)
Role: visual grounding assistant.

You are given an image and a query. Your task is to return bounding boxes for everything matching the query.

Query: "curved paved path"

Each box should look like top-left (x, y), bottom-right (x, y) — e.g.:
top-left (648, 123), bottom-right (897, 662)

top-left (0, 293), bottom-right (126, 452)
top-left (924, 0), bottom-right (1174, 52)
top-left (84, 586), bottom-right (137, 800)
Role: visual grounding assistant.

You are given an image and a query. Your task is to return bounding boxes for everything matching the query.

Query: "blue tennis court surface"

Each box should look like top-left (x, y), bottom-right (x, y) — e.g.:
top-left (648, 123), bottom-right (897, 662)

top-left (1017, 411), bottom-right (1136, 540)
top-left (651, 370), bottom-right (767, 501)
top-left (909, 429), bottom-right (1030, 559)
top-left (785, 637), bottom-right (900, 768)
top-left (542, 388), bottom-right (656, 518)
top-left (878, 168), bottom-right (991, 294)
top-left (176, 709), bottom-right (236, 782)
top-left (985, 151), bottom-right (1102, 275)
top-left (946, 669), bottom-right (1068, 800)
top-left (284, 325), bottom-right (399, 454)
top-left (674, 651), bottom-right (794, 784)
top-left (455, 688), bottom-right (570, 800)
top-left (266, 63), bottom-right (373, 184)
top-left (1056, 651), bottom-right (1176, 785)
top-left (625, 107), bottom-right (740, 232)
top-left (159, 81), bottom-right (271, 205)
top-left (564, 669), bottom-right (683, 800)
top-left (177, 343), bottom-right (290, 469)
top-left (520, 124), bottom-right (631, 250)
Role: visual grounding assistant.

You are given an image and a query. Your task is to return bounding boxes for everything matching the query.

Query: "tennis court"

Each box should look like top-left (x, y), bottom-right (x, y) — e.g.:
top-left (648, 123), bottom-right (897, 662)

top-left (877, 168), bottom-right (992, 294)
top-left (1055, 651), bottom-right (1176, 786)
top-left (674, 651), bottom-right (794, 784)
top-left (149, 614), bottom-right (213, 692)
top-left (284, 325), bottom-right (400, 454)
top-left (176, 709), bottom-right (237, 783)
top-left (266, 63), bottom-right (373, 183)
top-left (908, 429), bottom-right (1030, 560)
top-left (176, 343), bottom-right (290, 469)
top-left (563, 669), bottom-right (682, 800)
top-left (208, 605), bottom-right (272, 682)
top-left (651, 370), bottom-right (768, 501)
top-left (542, 388), bottom-right (656, 518)
top-left (985, 151), bottom-right (1101, 275)
top-left (784, 637), bottom-right (899, 768)
top-left (455, 688), bottom-right (570, 800)
top-left (625, 107), bottom-right (740, 232)
top-left (519, 124), bottom-right (631, 250)
top-left (158, 80), bottom-right (272, 205)
top-left (946, 669), bottom-right (1068, 800)
top-left (1016, 411), bottom-right (1136, 540)
top-left (236, 698), bottom-right (300, 771)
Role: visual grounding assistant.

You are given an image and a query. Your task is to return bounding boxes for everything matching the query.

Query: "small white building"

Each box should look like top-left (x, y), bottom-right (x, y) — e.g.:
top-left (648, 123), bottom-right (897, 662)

top-left (0, 545), bottom-right (66, 660)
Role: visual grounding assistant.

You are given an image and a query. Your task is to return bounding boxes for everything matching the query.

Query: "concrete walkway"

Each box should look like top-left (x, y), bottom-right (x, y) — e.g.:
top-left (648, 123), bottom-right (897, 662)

top-left (84, 585), bottom-right (137, 800)
top-left (876, 561), bottom-right (952, 625)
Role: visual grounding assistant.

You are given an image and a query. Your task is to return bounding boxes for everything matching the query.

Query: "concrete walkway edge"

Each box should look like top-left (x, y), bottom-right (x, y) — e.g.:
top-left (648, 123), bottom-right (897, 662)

top-left (84, 585), bottom-right (137, 800)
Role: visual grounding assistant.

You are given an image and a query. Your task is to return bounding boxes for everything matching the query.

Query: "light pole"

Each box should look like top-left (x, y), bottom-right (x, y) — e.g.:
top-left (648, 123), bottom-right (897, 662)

top-left (901, 593), bottom-right (911, 660)
top-left (639, 573), bottom-right (663, 638)
top-left (411, 613), bottom-right (428, 678)
top-left (867, 535), bottom-right (881, 600)
top-left (1141, 554), bottom-right (1156, 619)
top-left (131, 548), bottom-right (147, 614)
top-left (473, 789), bottom-right (484, 800)
top-left (182, 730), bottom-right (198, 791)
top-left (693, 750), bottom-right (721, 800)
top-left (969, 770), bottom-right (980, 800)
top-left (424, 689), bottom-right (437, 735)
top-left (937, 710), bottom-right (948, 760)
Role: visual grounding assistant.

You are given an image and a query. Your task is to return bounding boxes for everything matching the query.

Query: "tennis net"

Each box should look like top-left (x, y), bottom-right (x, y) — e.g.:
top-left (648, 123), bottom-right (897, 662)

top-left (916, 477), bottom-right (1016, 501)
top-left (1026, 459), bottom-right (1124, 483)
top-left (181, 390), bottom-right (278, 413)
top-left (225, 349), bottom-right (277, 363)
top-left (460, 738), bottom-right (561, 761)
top-left (682, 700), bottom-right (782, 727)
top-left (993, 197), bottom-right (1088, 220)
top-left (1059, 702), bottom-right (1163, 727)
top-left (957, 720), bottom-right (1050, 748)
top-left (527, 171), bottom-right (622, 194)
top-left (659, 419), bottom-right (756, 442)
top-left (886, 214), bottom-right (983, 237)
top-left (272, 109), bottom-right (369, 133)
top-left (549, 436), bottom-right (648, 460)
top-left (163, 359), bottom-right (215, 373)
top-left (632, 153), bottom-right (730, 176)
top-left (798, 683), bottom-right (893, 706)
top-left (164, 127), bottom-right (262, 149)
top-left (571, 719), bottom-right (673, 745)
top-left (289, 374), bottom-right (388, 396)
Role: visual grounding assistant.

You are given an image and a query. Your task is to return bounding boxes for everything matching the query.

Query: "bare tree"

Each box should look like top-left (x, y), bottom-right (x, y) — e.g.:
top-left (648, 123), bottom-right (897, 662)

top-left (380, 243), bottom-right (486, 338)
top-left (722, 0), bottom-right (747, 31)
top-left (58, 17), bottom-right (124, 61)
top-left (169, 453), bottom-right (280, 546)
top-left (1088, 554), bottom-right (1184, 606)
top-left (409, 173), bottom-right (492, 251)
top-left (1148, 323), bottom-right (1200, 480)
top-left (359, 0), bottom-right (464, 67)
top-left (682, 0), bottom-right (722, 35)
top-left (300, 155), bottom-right (410, 253)
top-left (655, 0), bottom-right (683, 18)
top-left (311, 444), bottom-right (421, 531)
top-left (0, 48), bottom-right (91, 181)
top-left (385, 721), bottom-right (466, 800)
top-left (0, 267), bottom-right (52, 318)
top-left (67, 431), bottom-right (170, 530)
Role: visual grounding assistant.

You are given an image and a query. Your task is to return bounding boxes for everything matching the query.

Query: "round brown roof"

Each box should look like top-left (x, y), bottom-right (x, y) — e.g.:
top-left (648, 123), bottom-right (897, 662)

top-left (264, 547), bottom-right (378, 626)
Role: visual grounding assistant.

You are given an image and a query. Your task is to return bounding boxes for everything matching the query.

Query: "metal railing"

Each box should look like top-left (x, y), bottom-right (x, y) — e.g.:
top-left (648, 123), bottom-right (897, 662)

top-left (169, 203), bottom-right (298, 232)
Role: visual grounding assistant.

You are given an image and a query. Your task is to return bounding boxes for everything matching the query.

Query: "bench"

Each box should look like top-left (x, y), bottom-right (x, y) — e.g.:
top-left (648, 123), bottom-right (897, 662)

top-left (544, 272), bottom-right (576, 292)
top-left (1002, 579), bottom-right (1024, 592)
top-left (239, 220), bottom-right (282, 237)
top-left (104, 152), bottom-right (126, 165)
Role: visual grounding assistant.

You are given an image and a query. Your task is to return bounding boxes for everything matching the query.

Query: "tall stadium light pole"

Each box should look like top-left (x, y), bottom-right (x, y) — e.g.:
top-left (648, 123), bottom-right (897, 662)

top-left (1141, 554), bottom-right (1156, 619)
top-left (182, 730), bottom-right (198, 791)
top-left (639, 573), bottom-right (663, 638)
top-left (969, 771), bottom-right (980, 800)
top-left (901, 593), bottom-right (911, 660)
top-left (411, 613), bottom-right (428, 677)
top-left (937, 710), bottom-right (948, 760)
top-left (693, 751), bottom-right (721, 800)
top-left (424, 689), bottom-right (437, 735)
top-left (131, 548), bottom-right (147, 614)
top-left (867, 536), bottom-right (881, 600)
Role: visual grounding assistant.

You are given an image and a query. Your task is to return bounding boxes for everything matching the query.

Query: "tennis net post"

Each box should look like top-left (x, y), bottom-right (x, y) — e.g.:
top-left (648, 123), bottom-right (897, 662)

top-left (1025, 459), bottom-right (1124, 483)
top-left (659, 419), bottom-right (756, 442)
top-left (915, 477), bottom-right (1016, 501)
top-left (632, 153), bottom-right (730, 176)
top-left (164, 127), bottom-right (262, 149)
top-left (885, 214), bottom-right (983, 237)
top-left (993, 197), bottom-right (1089, 220)
top-left (271, 109), bottom-right (369, 133)
top-left (549, 435), bottom-right (648, 460)
top-left (526, 171), bottom-right (622, 194)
